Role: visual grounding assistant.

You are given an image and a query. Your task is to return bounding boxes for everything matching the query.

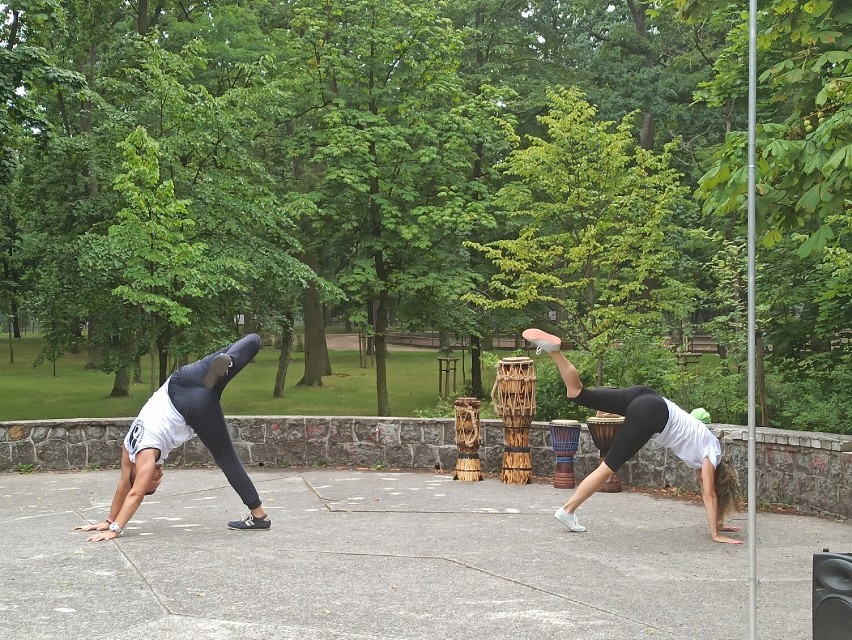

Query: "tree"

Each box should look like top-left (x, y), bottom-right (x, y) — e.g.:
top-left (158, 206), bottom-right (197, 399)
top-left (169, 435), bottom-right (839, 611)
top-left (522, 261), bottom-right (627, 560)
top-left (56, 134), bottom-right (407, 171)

top-left (468, 87), bottom-right (702, 380)
top-left (694, 0), bottom-right (850, 253)
top-left (1, 2), bottom-right (86, 346)
top-left (80, 126), bottom-right (229, 389)
top-left (276, 0), bottom-right (509, 414)
top-left (689, 0), bottom-right (850, 428)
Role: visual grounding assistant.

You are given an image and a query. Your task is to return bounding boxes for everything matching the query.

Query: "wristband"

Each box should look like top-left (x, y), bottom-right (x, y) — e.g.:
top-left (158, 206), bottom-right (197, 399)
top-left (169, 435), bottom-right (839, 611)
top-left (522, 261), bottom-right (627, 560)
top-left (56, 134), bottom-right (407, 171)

top-left (106, 517), bottom-right (114, 524)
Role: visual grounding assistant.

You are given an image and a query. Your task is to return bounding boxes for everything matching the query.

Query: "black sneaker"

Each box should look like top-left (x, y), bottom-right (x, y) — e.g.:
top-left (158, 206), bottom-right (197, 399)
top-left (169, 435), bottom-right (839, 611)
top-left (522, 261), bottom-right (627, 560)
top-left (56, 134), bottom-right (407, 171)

top-left (228, 513), bottom-right (271, 531)
top-left (203, 354), bottom-right (232, 388)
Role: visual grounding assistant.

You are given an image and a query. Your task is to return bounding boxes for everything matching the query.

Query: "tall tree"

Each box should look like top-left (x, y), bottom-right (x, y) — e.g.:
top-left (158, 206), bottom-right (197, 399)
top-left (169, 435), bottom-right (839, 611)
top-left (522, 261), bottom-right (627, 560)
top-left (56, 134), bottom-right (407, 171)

top-left (281, 0), bottom-right (508, 414)
top-left (468, 88), bottom-right (701, 379)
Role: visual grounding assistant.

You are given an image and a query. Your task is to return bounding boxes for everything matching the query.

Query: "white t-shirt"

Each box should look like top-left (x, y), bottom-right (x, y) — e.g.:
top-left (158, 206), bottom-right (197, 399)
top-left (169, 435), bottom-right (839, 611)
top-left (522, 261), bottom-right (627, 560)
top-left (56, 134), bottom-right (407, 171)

top-left (651, 398), bottom-right (722, 469)
top-left (124, 377), bottom-right (194, 465)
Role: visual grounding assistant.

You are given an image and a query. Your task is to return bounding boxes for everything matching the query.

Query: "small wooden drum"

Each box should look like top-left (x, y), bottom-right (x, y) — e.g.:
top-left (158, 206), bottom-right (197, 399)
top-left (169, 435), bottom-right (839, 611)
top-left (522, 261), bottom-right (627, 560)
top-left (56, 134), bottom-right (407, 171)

top-left (549, 419), bottom-right (581, 489)
top-left (453, 397), bottom-right (483, 482)
top-left (586, 414), bottom-right (624, 493)
top-left (491, 357), bottom-right (536, 484)
top-left (491, 357), bottom-right (536, 417)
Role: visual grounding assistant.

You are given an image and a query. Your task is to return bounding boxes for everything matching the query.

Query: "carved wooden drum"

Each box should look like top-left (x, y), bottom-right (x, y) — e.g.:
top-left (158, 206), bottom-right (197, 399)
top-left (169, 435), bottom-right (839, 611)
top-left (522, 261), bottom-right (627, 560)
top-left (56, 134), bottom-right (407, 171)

top-left (453, 397), bottom-right (483, 482)
top-left (491, 357), bottom-right (536, 484)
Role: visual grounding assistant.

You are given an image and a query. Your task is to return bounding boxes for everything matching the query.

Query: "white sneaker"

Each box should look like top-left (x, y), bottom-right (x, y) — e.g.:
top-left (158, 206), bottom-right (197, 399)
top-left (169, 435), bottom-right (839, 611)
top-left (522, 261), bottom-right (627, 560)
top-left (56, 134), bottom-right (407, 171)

top-left (554, 508), bottom-right (586, 532)
top-left (522, 328), bottom-right (561, 354)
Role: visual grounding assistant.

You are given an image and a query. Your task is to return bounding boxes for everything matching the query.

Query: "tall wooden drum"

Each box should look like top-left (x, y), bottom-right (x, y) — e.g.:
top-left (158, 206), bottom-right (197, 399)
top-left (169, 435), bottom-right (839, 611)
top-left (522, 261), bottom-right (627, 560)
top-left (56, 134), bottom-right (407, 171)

top-left (586, 413), bottom-right (624, 493)
top-left (453, 397), bottom-right (483, 482)
top-left (548, 419), bottom-right (581, 489)
top-left (491, 357), bottom-right (536, 485)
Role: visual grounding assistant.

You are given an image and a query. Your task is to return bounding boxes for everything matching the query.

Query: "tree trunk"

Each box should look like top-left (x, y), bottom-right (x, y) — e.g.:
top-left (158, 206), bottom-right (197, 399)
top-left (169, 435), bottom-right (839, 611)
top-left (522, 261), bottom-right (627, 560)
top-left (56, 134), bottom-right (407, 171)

top-left (110, 333), bottom-right (135, 396)
top-left (10, 299), bottom-right (20, 338)
top-left (374, 289), bottom-right (391, 416)
top-left (111, 368), bottom-right (131, 397)
top-left (365, 300), bottom-right (374, 355)
top-left (137, 0), bottom-right (148, 35)
top-left (470, 334), bottom-right (484, 398)
top-left (756, 331), bottom-right (770, 427)
top-left (150, 338), bottom-right (158, 392)
top-left (439, 329), bottom-right (450, 354)
top-left (626, 0), bottom-right (656, 150)
top-left (319, 325), bottom-right (332, 376)
top-left (157, 340), bottom-right (169, 387)
top-left (273, 319), bottom-right (294, 398)
top-left (298, 257), bottom-right (326, 386)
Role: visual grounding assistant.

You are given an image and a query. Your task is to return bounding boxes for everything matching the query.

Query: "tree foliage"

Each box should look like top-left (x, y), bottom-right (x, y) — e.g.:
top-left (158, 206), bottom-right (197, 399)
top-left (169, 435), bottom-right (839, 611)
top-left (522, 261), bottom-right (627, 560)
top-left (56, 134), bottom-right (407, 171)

top-left (468, 88), bottom-right (701, 376)
top-left (0, 0), bottom-right (847, 431)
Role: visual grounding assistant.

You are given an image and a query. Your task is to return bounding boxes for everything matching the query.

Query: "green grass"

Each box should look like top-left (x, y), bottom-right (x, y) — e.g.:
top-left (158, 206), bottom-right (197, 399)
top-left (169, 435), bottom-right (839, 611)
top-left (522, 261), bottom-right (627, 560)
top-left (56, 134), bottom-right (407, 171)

top-left (0, 336), bottom-right (479, 421)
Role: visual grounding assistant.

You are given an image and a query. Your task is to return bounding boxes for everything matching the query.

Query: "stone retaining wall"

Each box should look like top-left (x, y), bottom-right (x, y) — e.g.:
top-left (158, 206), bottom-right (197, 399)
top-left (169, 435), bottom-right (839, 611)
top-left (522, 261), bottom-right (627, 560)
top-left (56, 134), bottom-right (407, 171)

top-left (1, 417), bottom-right (850, 520)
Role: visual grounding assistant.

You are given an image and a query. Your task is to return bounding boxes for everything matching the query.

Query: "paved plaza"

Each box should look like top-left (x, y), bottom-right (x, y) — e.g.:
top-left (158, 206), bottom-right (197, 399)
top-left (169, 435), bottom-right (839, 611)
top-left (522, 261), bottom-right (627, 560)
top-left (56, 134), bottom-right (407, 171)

top-left (1, 467), bottom-right (849, 640)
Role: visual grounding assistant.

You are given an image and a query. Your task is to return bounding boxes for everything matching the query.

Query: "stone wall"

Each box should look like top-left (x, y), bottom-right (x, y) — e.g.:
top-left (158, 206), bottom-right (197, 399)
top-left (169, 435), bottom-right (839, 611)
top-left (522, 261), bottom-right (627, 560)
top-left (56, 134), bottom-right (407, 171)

top-left (1, 417), bottom-right (850, 520)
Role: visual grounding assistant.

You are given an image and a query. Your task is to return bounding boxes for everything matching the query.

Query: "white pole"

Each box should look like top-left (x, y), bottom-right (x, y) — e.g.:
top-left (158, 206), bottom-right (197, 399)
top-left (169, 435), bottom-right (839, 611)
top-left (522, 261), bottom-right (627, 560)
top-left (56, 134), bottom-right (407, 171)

top-left (747, 0), bottom-right (759, 638)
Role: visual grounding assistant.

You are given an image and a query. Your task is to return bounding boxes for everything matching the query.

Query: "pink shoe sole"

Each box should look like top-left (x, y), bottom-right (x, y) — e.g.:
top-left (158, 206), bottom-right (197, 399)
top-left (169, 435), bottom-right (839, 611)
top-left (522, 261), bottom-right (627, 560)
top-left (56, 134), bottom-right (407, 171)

top-left (522, 328), bottom-right (561, 351)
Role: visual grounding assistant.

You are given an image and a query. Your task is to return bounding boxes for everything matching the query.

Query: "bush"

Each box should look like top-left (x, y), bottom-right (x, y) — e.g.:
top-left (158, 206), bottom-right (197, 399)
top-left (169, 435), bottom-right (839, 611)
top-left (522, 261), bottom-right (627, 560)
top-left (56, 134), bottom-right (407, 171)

top-left (767, 353), bottom-right (852, 434)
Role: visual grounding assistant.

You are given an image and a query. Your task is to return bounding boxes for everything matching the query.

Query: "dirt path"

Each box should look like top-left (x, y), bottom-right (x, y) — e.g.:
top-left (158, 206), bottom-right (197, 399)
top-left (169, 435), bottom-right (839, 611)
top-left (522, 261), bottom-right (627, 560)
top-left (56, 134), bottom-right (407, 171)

top-left (324, 333), bottom-right (431, 352)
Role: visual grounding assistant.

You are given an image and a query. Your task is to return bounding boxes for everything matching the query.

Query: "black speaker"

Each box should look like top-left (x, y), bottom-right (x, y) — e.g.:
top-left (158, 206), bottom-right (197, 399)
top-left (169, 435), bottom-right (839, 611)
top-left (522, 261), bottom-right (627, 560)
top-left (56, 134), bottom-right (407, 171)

top-left (813, 550), bottom-right (852, 640)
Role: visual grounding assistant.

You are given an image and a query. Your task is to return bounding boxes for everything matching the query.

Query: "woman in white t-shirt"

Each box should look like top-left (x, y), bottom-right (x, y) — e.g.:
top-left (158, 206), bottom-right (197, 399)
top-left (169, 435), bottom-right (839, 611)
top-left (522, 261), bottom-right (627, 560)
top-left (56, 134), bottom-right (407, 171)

top-left (523, 329), bottom-right (742, 544)
top-left (81, 333), bottom-right (271, 541)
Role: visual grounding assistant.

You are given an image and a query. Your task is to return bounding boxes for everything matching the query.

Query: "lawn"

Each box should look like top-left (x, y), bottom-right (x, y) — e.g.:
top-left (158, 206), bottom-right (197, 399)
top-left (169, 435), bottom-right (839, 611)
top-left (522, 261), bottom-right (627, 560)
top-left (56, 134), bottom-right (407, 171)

top-left (0, 336), bottom-right (482, 421)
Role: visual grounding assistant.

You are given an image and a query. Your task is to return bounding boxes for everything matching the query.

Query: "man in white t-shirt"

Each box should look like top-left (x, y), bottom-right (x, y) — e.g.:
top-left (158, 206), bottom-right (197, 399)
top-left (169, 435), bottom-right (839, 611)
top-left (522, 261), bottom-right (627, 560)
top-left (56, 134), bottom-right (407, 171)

top-left (81, 333), bottom-right (271, 541)
top-left (523, 328), bottom-right (742, 544)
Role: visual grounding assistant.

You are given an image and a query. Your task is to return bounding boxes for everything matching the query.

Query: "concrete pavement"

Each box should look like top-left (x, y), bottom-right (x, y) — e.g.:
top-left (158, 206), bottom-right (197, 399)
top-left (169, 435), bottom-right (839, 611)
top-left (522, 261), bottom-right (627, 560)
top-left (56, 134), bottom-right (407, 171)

top-left (1, 467), bottom-right (849, 640)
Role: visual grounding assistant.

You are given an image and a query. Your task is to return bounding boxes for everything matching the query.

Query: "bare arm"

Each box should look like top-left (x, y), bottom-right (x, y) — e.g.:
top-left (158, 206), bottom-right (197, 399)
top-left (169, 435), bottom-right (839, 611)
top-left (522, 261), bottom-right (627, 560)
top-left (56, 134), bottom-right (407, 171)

top-left (86, 449), bottom-right (157, 542)
top-left (702, 458), bottom-right (742, 545)
top-left (79, 448), bottom-right (133, 533)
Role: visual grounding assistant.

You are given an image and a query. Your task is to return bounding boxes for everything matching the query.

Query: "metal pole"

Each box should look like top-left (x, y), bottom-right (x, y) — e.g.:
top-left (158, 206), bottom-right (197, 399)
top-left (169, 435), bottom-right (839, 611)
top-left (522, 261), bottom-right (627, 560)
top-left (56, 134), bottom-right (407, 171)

top-left (747, 0), bottom-right (759, 638)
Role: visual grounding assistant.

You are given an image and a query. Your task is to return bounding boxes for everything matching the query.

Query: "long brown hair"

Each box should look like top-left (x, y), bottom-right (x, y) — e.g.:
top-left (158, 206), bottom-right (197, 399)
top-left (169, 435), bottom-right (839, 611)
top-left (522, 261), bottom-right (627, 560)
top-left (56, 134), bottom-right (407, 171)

top-left (714, 459), bottom-right (742, 521)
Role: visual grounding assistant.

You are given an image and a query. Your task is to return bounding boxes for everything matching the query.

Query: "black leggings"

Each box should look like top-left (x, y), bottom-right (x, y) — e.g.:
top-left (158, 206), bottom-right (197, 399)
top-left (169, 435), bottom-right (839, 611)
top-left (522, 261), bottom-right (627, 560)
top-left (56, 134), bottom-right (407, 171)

top-left (572, 385), bottom-right (669, 472)
top-left (168, 333), bottom-right (263, 510)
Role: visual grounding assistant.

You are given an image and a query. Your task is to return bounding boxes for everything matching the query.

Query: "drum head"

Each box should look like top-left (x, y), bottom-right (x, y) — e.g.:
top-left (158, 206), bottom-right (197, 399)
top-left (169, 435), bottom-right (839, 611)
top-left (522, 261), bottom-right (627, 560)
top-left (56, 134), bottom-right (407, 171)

top-left (550, 419), bottom-right (580, 426)
top-left (499, 356), bottom-right (533, 364)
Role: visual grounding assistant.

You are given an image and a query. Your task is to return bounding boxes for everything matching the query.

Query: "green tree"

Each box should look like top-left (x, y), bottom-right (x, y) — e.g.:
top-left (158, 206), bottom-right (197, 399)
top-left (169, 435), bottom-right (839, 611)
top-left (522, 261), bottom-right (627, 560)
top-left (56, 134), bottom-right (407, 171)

top-left (277, 0), bottom-right (508, 414)
top-left (695, 0), bottom-right (850, 252)
top-left (79, 126), bottom-right (231, 389)
top-left (468, 87), bottom-right (701, 380)
top-left (689, 0), bottom-right (850, 430)
top-left (1, 2), bottom-right (86, 345)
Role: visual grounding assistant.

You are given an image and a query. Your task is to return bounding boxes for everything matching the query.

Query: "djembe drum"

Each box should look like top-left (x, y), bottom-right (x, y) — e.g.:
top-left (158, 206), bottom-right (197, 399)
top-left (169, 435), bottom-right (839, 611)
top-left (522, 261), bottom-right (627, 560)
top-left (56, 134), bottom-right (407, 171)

top-left (548, 419), bottom-right (581, 489)
top-left (491, 356), bottom-right (536, 484)
top-left (586, 413), bottom-right (624, 493)
top-left (453, 397), bottom-right (483, 482)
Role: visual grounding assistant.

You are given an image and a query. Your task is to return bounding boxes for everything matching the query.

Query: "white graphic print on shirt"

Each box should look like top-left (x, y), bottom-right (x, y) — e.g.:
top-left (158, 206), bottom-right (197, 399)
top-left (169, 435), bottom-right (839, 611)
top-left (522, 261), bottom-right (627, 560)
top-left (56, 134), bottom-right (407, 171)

top-left (123, 377), bottom-right (193, 464)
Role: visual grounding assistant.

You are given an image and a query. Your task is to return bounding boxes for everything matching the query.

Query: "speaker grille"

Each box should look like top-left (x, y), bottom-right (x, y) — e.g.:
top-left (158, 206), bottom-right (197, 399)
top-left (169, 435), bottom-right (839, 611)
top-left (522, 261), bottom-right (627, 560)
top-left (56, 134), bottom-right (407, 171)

top-left (815, 558), bottom-right (852, 595)
top-left (814, 552), bottom-right (852, 640)
top-left (814, 596), bottom-right (852, 640)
